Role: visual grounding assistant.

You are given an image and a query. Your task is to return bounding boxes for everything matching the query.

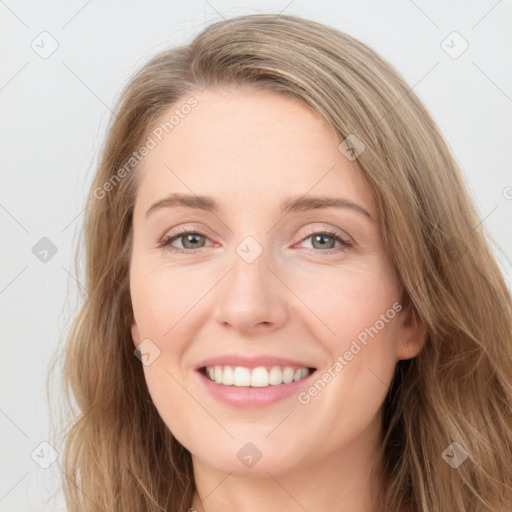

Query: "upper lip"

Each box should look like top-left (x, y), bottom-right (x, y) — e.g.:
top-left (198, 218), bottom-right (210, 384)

top-left (195, 354), bottom-right (317, 371)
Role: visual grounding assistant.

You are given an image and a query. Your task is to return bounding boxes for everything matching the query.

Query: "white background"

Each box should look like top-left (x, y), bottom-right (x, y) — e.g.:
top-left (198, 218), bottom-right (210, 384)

top-left (1, 0), bottom-right (511, 510)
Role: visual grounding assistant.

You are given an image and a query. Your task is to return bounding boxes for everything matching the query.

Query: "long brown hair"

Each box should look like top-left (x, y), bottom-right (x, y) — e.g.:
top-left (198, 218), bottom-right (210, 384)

top-left (48, 13), bottom-right (512, 511)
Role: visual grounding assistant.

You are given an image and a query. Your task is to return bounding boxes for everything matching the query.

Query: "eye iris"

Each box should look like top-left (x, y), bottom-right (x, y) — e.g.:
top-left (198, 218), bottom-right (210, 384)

top-left (182, 233), bottom-right (204, 249)
top-left (312, 234), bottom-right (335, 249)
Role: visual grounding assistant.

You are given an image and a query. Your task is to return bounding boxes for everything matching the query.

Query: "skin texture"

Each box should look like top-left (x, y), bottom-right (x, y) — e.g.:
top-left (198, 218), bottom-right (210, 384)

top-left (130, 86), bottom-right (425, 512)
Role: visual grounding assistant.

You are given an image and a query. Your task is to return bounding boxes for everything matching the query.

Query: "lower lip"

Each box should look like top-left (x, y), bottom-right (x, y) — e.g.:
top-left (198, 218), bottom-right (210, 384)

top-left (196, 369), bottom-right (317, 407)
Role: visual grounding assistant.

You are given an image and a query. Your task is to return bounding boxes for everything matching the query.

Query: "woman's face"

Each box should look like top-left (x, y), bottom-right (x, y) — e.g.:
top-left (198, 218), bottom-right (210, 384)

top-left (129, 86), bottom-right (423, 477)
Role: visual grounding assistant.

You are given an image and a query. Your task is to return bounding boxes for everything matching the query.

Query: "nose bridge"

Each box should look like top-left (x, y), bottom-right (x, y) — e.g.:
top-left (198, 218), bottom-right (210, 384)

top-left (211, 231), bottom-right (288, 331)
top-left (233, 235), bottom-right (270, 287)
top-left (229, 233), bottom-right (274, 306)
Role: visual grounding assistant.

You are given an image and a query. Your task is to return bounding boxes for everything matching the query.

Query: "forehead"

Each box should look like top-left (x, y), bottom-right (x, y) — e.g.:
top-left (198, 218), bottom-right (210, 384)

top-left (134, 86), bottom-right (375, 217)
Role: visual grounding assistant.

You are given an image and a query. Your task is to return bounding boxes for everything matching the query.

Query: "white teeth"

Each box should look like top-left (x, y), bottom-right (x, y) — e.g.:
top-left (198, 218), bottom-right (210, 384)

top-left (268, 366), bottom-right (282, 385)
top-left (223, 366), bottom-right (234, 385)
top-left (282, 367), bottom-right (294, 384)
top-left (233, 367), bottom-right (251, 386)
top-left (204, 365), bottom-right (312, 387)
top-left (251, 367), bottom-right (269, 387)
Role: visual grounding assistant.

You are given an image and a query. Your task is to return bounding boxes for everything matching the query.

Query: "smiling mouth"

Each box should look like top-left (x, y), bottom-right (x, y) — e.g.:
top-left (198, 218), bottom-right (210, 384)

top-left (199, 365), bottom-right (317, 387)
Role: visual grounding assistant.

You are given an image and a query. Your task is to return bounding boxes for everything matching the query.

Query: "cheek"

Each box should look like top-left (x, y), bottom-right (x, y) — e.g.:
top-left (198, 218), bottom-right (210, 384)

top-left (285, 260), bottom-right (401, 408)
top-left (141, 363), bottom-right (203, 452)
top-left (130, 260), bottom-right (204, 442)
top-left (283, 256), bottom-right (400, 347)
top-left (130, 256), bottom-right (212, 339)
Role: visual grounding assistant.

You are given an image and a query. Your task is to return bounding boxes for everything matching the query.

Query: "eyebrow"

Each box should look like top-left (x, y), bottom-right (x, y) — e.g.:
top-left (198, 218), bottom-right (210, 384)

top-left (145, 193), bottom-right (373, 221)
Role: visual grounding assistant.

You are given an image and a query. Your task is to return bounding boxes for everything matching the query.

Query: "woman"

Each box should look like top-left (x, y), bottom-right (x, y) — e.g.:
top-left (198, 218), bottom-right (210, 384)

top-left (52, 13), bottom-right (512, 512)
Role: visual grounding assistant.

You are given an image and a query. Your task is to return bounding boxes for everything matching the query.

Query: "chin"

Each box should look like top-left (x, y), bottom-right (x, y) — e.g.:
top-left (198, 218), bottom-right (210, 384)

top-left (196, 452), bottom-right (300, 478)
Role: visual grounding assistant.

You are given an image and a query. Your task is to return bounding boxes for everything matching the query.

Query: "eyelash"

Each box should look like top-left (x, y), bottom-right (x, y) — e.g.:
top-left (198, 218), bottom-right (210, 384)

top-left (158, 227), bottom-right (353, 256)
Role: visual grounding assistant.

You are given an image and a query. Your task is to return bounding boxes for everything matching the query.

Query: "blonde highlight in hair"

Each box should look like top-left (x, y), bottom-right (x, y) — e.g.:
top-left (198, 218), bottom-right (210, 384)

top-left (49, 13), bottom-right (512, 511)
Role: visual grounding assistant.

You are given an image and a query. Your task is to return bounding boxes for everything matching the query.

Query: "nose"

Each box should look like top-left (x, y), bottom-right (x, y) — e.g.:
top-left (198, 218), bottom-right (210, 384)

top-left (211, 246), bottom-right (289, 336)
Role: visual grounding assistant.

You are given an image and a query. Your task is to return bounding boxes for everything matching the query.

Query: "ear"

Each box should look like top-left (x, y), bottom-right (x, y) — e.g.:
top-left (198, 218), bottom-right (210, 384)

top-left (131, 314), bottom-right (141, 347)
top-left (395, 303), bottom-right (427, 361)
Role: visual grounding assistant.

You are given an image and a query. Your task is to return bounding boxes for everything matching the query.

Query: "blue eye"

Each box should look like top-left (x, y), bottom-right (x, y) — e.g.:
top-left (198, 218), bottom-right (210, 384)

top-left (158, 228), bottom-right (353, 256)
top-left (298, 229), bottom-right (353, 255)
top-left (158, 229), bottom-right (209, 255)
